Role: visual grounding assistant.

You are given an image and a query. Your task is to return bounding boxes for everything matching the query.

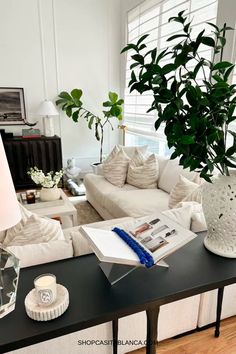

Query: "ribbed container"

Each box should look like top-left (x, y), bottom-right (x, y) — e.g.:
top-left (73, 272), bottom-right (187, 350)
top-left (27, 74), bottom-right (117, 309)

top-left (25, 284), bottom-right (69, 321)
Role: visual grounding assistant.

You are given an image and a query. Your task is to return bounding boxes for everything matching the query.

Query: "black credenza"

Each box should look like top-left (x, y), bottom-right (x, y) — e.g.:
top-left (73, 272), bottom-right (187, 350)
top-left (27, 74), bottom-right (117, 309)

top-left (3, 136), bottom-right (63, 189)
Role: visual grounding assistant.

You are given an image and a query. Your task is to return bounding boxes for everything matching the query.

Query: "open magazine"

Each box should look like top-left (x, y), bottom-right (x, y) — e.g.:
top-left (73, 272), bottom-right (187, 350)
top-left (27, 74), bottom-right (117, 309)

top-left (80, 213), bottom-right (196, 267)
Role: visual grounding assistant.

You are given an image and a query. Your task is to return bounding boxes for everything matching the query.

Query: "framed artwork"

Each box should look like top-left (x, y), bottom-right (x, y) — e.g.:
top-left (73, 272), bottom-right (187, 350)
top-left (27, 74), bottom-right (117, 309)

top-left (0, 87), bottom-right (26, 125)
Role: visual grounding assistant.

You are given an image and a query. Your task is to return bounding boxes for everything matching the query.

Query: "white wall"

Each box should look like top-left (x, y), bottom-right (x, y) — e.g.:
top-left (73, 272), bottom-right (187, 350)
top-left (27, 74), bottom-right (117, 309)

top-left (0, 0), bottom-right (121, 171)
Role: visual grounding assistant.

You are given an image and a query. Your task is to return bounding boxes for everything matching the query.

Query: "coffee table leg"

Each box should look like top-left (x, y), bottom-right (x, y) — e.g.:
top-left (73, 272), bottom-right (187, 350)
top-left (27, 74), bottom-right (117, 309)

top-left (146, 306), bottom-right (160, 354)
top-left (215, 287), bottom-right (224, 338)
top-left (112, 318), bottom-right (118, 354)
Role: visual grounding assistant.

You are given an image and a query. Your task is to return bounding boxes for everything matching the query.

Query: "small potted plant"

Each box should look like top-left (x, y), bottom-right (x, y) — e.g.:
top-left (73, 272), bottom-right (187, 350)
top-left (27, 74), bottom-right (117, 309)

top-left (56, 89), bottom-right (124, 172)
top-left (28, 167), bottom-right (64, 201)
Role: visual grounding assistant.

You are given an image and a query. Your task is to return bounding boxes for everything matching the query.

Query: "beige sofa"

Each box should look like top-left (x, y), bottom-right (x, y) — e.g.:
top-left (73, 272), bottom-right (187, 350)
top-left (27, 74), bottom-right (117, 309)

top-left (84, 156), bottom-right (200, 219)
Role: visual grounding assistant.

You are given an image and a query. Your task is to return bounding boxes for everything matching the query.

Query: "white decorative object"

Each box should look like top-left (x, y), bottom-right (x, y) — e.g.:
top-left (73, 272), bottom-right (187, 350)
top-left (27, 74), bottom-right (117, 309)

top-left (25, 284), bottom-right (69, 321)
top-left (36, 100), bottom-right (59, 137)
top-left (65, 158), bottom-right (81, 181)
top-left (202, 175), bottom-right (236, 258)
top-left (40, 187), bottom-right (61, 202)
top-left (34, 274), bottom-right (57, 306)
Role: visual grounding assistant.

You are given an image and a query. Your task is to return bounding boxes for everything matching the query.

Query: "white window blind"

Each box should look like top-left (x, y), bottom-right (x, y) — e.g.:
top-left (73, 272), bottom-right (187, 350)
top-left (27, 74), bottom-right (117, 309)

top-left (124, 0), bottom-right (218, 148)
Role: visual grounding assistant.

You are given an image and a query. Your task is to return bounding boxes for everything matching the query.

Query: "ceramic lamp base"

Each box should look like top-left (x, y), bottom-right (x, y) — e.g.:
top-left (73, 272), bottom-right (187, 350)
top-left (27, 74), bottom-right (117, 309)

top-left (44, 116), bottom-right (54, 137)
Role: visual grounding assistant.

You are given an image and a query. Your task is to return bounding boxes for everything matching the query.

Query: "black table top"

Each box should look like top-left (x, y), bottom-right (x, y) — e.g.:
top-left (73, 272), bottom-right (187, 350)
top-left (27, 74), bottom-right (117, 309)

top-left (1, 232), bottom-right (236, 353)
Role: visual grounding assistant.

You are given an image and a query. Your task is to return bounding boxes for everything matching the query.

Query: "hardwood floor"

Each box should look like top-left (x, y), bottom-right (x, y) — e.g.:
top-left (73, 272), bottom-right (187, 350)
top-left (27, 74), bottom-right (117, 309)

top-left (128, 316), bottom-right (236, 354)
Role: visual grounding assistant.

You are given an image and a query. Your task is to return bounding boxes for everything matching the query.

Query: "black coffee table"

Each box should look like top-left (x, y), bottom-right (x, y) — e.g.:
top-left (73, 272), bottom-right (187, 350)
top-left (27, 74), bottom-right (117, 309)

top-left (0, 232), bottom-right (235, 354)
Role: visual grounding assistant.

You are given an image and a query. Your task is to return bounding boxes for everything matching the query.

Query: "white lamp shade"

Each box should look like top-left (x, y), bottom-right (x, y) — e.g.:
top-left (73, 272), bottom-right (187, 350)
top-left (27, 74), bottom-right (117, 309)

top-left (36, 100), bottom-right (59, 117)
top-left (0, 135), bottom-right (21, 231)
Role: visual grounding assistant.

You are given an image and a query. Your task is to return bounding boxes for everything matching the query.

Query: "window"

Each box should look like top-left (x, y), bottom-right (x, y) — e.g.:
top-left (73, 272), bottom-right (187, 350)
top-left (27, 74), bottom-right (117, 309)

top-left (124, 0), bottom-right (218, 155)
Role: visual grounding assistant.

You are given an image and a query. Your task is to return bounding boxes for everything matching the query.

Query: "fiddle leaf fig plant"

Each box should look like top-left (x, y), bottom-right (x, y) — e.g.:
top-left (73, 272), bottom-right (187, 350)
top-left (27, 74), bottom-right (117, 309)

top-left (56, 89), bottom-right (124, 163)
top-left (122, 11), bottom-right (236, 182)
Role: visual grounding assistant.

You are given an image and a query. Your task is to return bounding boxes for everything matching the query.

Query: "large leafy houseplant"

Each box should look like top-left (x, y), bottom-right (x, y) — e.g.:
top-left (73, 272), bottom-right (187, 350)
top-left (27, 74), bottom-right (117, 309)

top-left (122, 11), bottom-right (236, 182)
top-left (56, 90), bottom-right (124, 163)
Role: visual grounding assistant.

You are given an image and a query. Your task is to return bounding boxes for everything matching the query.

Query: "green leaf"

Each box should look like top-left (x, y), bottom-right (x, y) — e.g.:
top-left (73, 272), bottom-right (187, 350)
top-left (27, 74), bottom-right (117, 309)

top-left (88, 116), bottom-right (94, 129)
top-left (201, 36), bottom-right (215, 47)
top-left (162, 63), bottom-right (176, 75)
top-left (55, 98), bottom-right (67, 106)
top-left (72, 110), bottom-right (79, 122)
top-left (180, 135), bottom-right (195, 145)
top-left (131, 54), bottom-right (144, 64)
top-left (213, 61), bottom-right (233, 71)
top-left (226, 145), bottom-right (236, 157)
top-left (130, 62), bottom-right (140, 70)
top-left (152, 74), bottom-right (162, 85)
top-left (224, 65), bottom-right (235, 81)
top-left (58, 91), bottom-right (72, 100)
top-left (154, 118), bottom-right (163, 130)
top-left (110, 105), bottom-right (122, 117)
top-left (151, 48), bottom-right (157, 62)
top-left (219, 36), bottom-right (226, 47)
top-left (212, 74), bottom-right (224, 82)
top-left (108, 92), bottom-right (118, 103)
top-left (220, 26), bottom-right (234, 32)
top-left (121, 43), bottom-right (138, 53)
top-left (167, 34), bottom-right (188, 42)
top-left (138, 44), bottom-right (146, 51)
top-left (66, 107), bottom-right (72, 117)
top-left (206, 22), bottom-right (219, 32)
top-left (71, 88), bottom-right (83, 100)
top-left (103, 101), bottom-right (112, 107)
top-left (116, 99), bottom-right (124, 105)
top-left (137, 34), bottom-right (149, 46)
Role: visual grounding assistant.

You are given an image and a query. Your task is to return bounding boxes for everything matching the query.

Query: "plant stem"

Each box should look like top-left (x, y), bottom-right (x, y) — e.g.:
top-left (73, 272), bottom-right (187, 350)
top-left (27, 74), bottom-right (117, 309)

top-left (100, 126), bottom-right (104, 163)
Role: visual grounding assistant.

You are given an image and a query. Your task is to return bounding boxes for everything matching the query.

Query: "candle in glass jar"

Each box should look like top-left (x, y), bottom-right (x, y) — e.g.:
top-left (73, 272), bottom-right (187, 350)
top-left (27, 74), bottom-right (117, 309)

top-left (34, 274), bottom-right (57, 306)
top-left (26, 190), bottom-right (35, 204)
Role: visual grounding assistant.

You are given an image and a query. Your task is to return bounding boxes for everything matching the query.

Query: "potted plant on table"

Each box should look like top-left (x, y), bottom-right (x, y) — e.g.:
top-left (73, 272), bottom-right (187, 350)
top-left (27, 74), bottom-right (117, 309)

top-left (56, 89), bottom-right (124, 173)
top-left (28, 167), bottom-right (64, 201)
top-left (122, 11), bottom-right (236, 257)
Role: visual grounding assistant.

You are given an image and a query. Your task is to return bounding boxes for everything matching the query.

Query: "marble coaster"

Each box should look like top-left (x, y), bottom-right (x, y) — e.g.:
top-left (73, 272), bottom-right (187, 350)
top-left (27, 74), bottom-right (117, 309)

top-left (25, 284), bottom-right (69, 321)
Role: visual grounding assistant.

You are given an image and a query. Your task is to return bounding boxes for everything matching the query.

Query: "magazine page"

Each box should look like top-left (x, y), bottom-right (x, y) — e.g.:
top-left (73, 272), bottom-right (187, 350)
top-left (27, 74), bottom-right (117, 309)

top-left (125, 213), bottom-right (196, 263)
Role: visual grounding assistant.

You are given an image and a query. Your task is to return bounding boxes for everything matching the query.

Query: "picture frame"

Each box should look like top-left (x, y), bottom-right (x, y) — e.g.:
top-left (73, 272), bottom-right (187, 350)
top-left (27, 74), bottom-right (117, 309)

top-left (0, 87), bottom-right (26, 125)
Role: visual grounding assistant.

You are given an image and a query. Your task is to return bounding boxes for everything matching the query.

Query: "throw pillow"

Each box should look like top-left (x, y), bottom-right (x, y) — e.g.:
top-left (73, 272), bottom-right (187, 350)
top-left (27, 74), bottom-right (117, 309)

top-left (7, 240), bottom-right (73, 268)
top-left (168, 175), bottom-right (199, 209)
top-left (162, 205), bottom-right (192, 230)
top-left (103, 148), bottom-right (130, 187)
top-left (127, 150), bottom-right (159, 189)
top-left (177, 201), bottom-right (207, 232)
top-left (158, 158), bottom-right (200, 193)
top-left (180, 185), bottom-right (203, 205)
top-left (104, 145), bottom-right (120, 163)
top-left (118, 145), bottom-right (148, 158)
top-left (3, 204), bottom-right (65, 247)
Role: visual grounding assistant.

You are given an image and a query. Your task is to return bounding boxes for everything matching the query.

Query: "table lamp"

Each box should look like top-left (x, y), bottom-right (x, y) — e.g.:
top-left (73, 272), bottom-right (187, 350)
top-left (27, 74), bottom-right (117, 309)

top-left (36, 100), bottom-right (59, 137)
top-left (0, 135), bottom-right (21, 231)
top-left (0, 135), bottom-right (21, 317)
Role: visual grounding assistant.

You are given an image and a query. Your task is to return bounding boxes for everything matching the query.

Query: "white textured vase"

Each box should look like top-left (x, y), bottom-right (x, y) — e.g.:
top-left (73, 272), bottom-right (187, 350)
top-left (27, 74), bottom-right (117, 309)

top-left (202, 175), bottom-right (236, 258)
top-left (40, 187), bottom-right (60, 202)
